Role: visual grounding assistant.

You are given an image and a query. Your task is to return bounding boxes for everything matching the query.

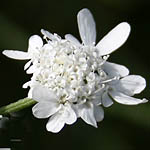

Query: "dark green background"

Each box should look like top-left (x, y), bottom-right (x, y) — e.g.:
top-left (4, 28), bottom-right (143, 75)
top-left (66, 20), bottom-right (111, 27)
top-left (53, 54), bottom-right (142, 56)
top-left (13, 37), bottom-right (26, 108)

top-left (0, 0), bottom-right (150, 149)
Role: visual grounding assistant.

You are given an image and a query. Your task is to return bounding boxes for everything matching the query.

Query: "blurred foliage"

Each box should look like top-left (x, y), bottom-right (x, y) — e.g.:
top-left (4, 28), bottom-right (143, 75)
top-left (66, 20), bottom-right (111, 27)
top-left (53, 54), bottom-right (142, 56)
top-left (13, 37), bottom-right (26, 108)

top-left (0, 0), bottom-right (150, 149)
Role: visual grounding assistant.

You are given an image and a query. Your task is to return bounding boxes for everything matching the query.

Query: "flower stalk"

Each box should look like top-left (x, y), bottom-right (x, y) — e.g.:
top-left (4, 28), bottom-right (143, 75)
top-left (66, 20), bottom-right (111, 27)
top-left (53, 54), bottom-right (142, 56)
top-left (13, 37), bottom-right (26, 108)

top-left (0, 98), bottom-right (36, 115)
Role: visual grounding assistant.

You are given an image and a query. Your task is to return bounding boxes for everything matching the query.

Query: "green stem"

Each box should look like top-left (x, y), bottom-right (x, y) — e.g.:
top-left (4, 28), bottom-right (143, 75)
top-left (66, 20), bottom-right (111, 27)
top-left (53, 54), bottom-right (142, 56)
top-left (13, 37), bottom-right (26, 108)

top-left (0, 98), bottom-right (37, 115)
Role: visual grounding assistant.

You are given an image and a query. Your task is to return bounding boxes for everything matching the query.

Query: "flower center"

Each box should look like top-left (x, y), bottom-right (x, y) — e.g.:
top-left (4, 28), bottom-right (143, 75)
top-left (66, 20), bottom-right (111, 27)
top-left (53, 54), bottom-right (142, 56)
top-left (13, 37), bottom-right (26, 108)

top-left (30, 34), bottom-right (117, 104)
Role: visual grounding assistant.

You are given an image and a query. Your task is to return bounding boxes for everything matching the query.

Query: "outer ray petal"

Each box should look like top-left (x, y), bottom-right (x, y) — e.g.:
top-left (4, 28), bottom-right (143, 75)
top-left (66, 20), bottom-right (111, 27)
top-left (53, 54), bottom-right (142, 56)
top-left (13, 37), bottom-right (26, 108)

top-left (32, 101), bottom-right (60, 119)
top-left (63, 103), bottom-right (77, 125)
top-left (96, 22), bottom-right (131, 55)
top-left (109, 90), bottom-right (148, 105)
top-left (46, 112), bottom-right (65, 133)
top-left (28, 35), bottom-right (43, 51)
top-left (102, 92), bottom-right (114, 107)
top-left (77, 8), bottom-right (96, 45)
top-left (65, 34), bottom-right (81, 45)
top-left (32, 85), bottom-right (57, 102)
top-left (2, 50), bottom-right (30, 60)
top-left (78, 102), bottom-right (97, 127)
top-left (102, 61), bottom-right (129, 77)
top-left (114, 75), bottom-right (146, 96)
top-left (94, 105), bottom-right (104, 122)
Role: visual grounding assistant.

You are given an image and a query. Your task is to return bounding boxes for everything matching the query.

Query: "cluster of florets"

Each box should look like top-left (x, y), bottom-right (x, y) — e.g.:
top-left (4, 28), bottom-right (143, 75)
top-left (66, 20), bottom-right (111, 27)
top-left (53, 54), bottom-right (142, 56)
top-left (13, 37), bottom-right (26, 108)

top-left (3, 8), bottom-right (147, 133)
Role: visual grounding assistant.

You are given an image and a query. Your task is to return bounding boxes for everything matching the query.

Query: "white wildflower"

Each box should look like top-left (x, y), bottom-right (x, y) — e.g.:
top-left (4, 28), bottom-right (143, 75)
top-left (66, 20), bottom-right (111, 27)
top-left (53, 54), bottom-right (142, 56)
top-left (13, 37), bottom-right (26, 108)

top-left (2, 8), bottom-right (147, 133)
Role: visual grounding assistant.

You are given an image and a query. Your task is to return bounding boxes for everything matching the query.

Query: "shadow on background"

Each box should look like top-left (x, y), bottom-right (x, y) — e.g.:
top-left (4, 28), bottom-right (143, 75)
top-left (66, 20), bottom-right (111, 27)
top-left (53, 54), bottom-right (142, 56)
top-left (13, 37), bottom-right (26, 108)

top-left (0, 0), bottom-right (150, 150)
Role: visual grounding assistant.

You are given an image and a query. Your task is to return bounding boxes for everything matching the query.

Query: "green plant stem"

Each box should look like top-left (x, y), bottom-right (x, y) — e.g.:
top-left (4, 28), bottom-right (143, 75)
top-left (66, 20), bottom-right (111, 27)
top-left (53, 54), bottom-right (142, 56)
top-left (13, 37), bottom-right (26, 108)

top-left (0, 98), bottom-right (37, 115)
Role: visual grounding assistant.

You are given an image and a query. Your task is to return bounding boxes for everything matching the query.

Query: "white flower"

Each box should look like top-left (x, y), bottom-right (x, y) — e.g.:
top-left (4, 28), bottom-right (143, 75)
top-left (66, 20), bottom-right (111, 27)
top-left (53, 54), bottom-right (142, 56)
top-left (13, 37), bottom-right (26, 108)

top-left (32, 85), bottom-right (77, 133)
top-left (2, 8), bottom-right (148, 132)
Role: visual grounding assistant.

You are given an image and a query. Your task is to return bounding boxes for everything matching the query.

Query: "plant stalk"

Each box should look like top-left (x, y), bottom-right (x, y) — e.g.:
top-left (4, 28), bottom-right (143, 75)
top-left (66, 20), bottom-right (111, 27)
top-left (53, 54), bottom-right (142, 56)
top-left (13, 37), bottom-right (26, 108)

top-left (0, 98), bottom-right (36, 115)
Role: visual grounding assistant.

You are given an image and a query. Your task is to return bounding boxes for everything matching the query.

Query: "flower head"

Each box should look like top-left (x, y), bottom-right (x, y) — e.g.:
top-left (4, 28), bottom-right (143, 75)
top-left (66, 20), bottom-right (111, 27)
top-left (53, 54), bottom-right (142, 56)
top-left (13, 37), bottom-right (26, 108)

top-left (2, 8), bottom-right (147, 133)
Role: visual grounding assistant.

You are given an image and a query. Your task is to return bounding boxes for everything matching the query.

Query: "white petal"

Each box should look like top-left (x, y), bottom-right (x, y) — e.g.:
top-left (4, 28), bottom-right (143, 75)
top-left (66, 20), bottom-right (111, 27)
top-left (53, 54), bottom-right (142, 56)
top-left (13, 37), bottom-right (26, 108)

top-left (115, 75), bottom-right (146, 96)
top-left (2, 50), bottom-right (30, 60)
top-left (77, 8), bottom-right (96, 45)
top-left (28, 88), bottom-right (33, 98)
top-left (26, 65), bottom-right (36, 74)
top-left (94, 105), bottom-right (104, 122)
top-left (96, 22), bottom-right (131, 55)
top-left (109, 90), bottom-right (148, 105)
top-left (63, 103), bottom-right (77, 125)
top-left (41, 29), bottom-right (56, 40)
top-left (24, 60), bottom-right (32, 70)
top-left (28, 35), bottom-right (43, 51)
top-left (22, 81), bottom-right (30, 88)
top-left (73, 104), bottom-right (80, 118)
top-left (46, 112), bottom-right (65, 133)
top-left (78, 102), bottom-right (97, 127)
top-left (102, 92), bottom-right (113, 107)
top-left (102, 61), bottom-right (129, 77)
top-left (32, 85), bottom-right (57, 102)
top-left (91, 90), bottom-right (104, 105)
top-left (65, 34), bottom-right (81, 45)
top-left (32, 101), bottom-right (60, 119)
